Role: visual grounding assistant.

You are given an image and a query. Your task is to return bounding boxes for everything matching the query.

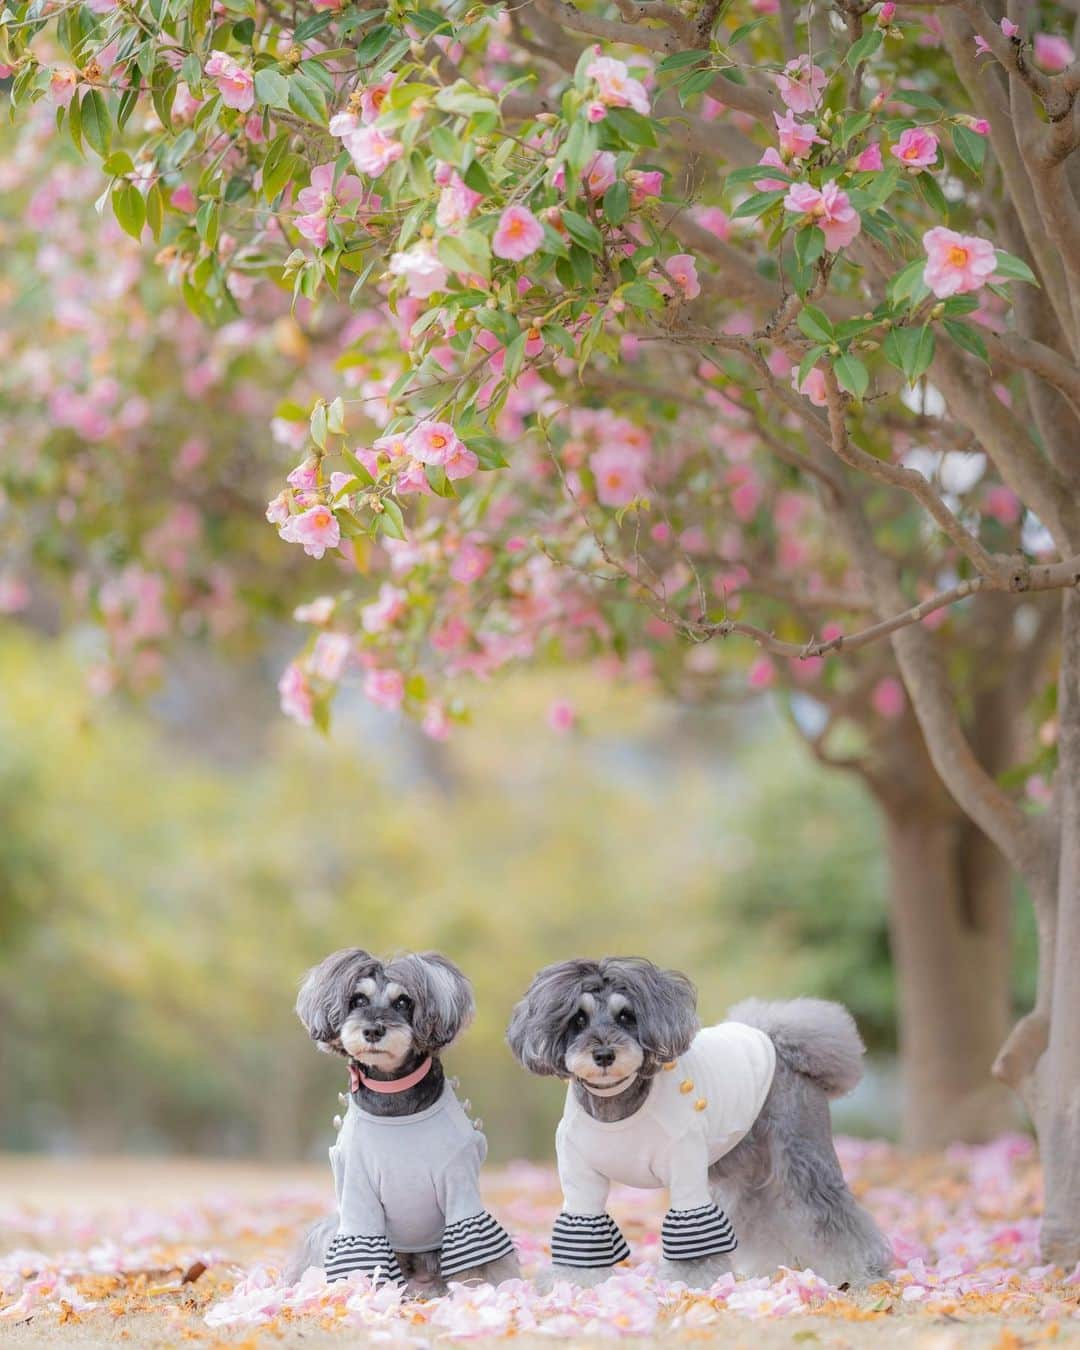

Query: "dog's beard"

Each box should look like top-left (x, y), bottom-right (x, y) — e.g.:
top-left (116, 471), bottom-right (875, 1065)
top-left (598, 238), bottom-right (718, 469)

top-left (340, 1016), bottom-right (415, 1070)
top-left (565, 1041), bottom-right (644, 1095)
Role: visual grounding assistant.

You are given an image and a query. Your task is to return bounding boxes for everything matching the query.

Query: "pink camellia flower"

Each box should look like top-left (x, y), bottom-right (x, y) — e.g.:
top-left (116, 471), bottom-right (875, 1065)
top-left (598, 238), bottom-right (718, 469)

top-left (1034, 33), bottom-right (1075, 72)
top-left (340, 125), bottom-right (403, 177)
top-left (755, 147), bottom-right (789, 190)
top-left (49, 68), bottom-right (78, 106)
top-left (774, 110), bottom-right (824, 159)
top-left (587, 100), bottom-right (608, 122)
top-left (278, 662), bottom-right (314, 725)
top-left (422, 701), bottom-right (452, 740)
top-left (295, 162), bottom-right (365, 248)
top-left (171, 182), bottom-right (197, 213)
top-left (584, 150), bottom-right (617, 196)
top-left (590, 444), bottom-right (647, 507)
top-left (406, 420), bottom-right (461, 464)
top-left (311, 631), bottom-right (352, 682)
top-left (662, 253), bottom-right (701, 300)
top-left (287, 457), bottom-right (319, 491)
top-left (547, 699), bottom-right (577, 733)
top-left (775, 56), bottom-right (827, 115)
top-left (444, 439), bottom-right (479, 480)
top-left (266, 491), bottom-right (290, 526)
top-left (281, 504), bottom-right (340, 559)
top-left (792, 365), bottom-right (828, 406)
top-left (694, 206), bottom-right (731, 238)
top-left (627, 169), bottom-right (663, 205)
top-left (984, 484), bottom-right (1021, 525)
top-left (358, 76), bottom-right (393, 121)
top-left (922, 226), bottom-right (997, 297)
top-left (436, 172), bottom-right (483, 228)
top-left (361, 583), bottom-right (408, 633)
top-left (388, 241), bottom-right (448, 298)
top-left (492, 205), bottom-right (545, 261)
top-left (450, 534), bottom-right (493, 583)
top-left (747, 656), bottom-right (777, 690)
top-left (204, 52), bottom-right (254, 112)
top-left (1001, 18), bottom-right (1019, 39)
top-left (855, 141), bottom-right (883, 171)
top-left (586, 55), bottom-right (651, 115)
top-left (784, 181), bottom-right (861, 251)
top-left (891, 127), bottom-right (939, 169)
top-left (871, 676), bottom-right (906, 719)
top-left (364, 667), bottom-right (405, 710)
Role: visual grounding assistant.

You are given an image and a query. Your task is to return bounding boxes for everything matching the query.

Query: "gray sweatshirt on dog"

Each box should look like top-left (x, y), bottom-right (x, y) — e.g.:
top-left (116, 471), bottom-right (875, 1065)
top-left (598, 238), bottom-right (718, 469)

top-left (324, 1082), bottom-right (515, 1282)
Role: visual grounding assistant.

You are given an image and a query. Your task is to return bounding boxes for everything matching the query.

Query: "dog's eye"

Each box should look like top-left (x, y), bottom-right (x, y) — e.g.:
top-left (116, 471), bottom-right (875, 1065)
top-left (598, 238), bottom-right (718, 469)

top-left (349, 992), bottom-right (369, 1009)
top-left (393, 995), bottom-right (412, 1013)
top-left (569, 1010), bottom-right (588, 1033)
top-left (616, 1008), bottom-right (636, 1027)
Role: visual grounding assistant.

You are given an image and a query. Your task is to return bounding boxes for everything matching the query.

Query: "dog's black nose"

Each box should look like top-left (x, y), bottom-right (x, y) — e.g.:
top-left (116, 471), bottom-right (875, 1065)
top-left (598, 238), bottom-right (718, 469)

top-left (592, 1047), bottom-right (616, 1068)
top-left (364, 1024), bottom-right (386, 1043)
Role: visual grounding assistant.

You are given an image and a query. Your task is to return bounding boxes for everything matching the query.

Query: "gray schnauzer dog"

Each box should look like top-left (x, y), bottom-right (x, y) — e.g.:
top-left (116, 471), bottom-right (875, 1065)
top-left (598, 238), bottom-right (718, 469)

top-left (289, 948), bottom-right (520, 1295)
top-left (507, 957), bottom-right (892, 1291)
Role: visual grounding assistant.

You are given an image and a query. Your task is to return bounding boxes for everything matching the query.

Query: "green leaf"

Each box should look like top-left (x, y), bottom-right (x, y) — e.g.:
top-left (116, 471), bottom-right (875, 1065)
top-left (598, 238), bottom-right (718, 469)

top-left (883, 324), bottom-right (935, 384)
top-left (195, 198), bottom-right (220, 248)
top-left (656, 49), bottom-right (708, 74)
top-left (80, 89), bottom-right (110, 157)
top-left (797, 305), bottom-right (834, 344)
top-left (254, 67), bottom-right (291, 109)
top-left (794, 226), bottom-right (825, 272)
top-left (341, 448), bottom-right (375, 486)
top-left (294, 10), bottom-right (337, 41)
top-left (943, 318), bottom-right (989, 364)
top-left (603, 180), bottom-right (630, 226)
top-left (378, 498), bottom-right (407, 540)
top-left (461, 159), bottom-right (492, 195)
top-left (833, 352), bottom-right (869, 401)
top-left (111, 181), bottom-right (146, 240)
top-left (470, 437), bottom-right (508, 469)
top-left (847, 28), bottom-right (883, 67)
top-left (102, 150), bottom-right (134, 176)
top-left (561, 209), bottom-right (603, 254)
top-left (603, 106), bottom-right (658, 147)
top-left (621, 279), bottom-right (664, 311)
top-left (288, 74), bottom-right (328, 124)
top-left (355, 23), bottom-right (393, 65)
top-left (994, 250), bottom-right (1039, 286)
top-left (145, 180), bottom-right (165, 240)
top-left (888, 257), bottom-right (930, 306)
top-left (310, 402), bottom-right (328, 450)
top-left (437, 229), bottom-right (491, 283)
top-left (951, 123), bottom-right (986, 176)
top-left (326, 396), bottom-right (347, 435)
top-left (733, 189), bottom-right (785, 220)
top-left (915, 170), bottom-right (948, 217)
top-left (429, 125), bottom-right (460, 165)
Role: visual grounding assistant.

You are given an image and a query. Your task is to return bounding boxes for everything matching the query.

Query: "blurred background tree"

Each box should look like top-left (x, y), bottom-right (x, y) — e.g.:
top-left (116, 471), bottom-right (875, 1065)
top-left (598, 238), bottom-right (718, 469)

top-left (0, 625), bottom-right (1037, 1161)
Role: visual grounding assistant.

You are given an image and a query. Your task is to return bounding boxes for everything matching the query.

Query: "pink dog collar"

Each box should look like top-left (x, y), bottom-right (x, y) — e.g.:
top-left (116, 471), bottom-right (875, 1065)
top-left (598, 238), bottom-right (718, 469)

top-left (349, 1056), bottom-right (433, 1095)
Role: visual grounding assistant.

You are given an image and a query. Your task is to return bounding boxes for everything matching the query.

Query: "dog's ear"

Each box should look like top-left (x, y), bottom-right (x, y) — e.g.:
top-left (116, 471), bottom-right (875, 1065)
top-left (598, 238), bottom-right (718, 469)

top-left (296, 948), bottom-right (378, 1049)
top-left (392, 952), bottom-right (475, 1052)
top-left (603, 957), bottom-right (699, 1063)
top-left (506, 959), bottom-right (599, 1077)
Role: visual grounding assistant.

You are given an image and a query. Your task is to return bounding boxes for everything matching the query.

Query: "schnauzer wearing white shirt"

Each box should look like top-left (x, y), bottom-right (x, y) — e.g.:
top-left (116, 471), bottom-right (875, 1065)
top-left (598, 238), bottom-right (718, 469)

top-left (507, 957), bottom-right (892, 1290)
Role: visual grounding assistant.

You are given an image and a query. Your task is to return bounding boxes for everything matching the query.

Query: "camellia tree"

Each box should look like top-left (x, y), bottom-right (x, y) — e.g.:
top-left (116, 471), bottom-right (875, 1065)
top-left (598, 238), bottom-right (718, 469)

top-left (5, 0), bottom-right (1080, 1251)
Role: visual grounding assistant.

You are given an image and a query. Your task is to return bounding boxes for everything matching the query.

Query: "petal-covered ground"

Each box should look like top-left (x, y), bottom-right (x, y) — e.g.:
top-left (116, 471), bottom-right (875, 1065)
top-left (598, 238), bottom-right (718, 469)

top-left (2, 1137), bottom-right (1079, 1346)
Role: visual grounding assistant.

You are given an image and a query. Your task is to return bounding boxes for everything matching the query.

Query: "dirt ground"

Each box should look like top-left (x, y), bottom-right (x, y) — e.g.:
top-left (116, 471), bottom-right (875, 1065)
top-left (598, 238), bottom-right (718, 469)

top-left (1, 1149), bottom-right (1077, 1348)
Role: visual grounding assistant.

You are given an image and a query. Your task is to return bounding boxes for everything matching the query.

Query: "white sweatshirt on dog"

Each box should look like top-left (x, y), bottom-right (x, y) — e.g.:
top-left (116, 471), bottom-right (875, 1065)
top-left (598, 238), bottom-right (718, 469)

top-left (552, 1022), bottom-right (776, 1266)
top-left (324, 1083), bottom-right (515, 1282)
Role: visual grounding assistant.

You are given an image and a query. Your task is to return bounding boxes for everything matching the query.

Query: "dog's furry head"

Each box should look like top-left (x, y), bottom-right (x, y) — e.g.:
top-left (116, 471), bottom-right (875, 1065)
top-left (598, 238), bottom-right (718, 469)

top-left (296, 948), bottom-right (475, 1069)
top-left (506, 957), bottom-right (699, 1095)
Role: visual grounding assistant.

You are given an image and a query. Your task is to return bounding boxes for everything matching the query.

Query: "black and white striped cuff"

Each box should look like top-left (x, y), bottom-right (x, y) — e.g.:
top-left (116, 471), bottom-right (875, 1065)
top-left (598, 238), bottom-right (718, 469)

top-left (661, 1204), bottom-right (737, 1261)
top-left (440, 1210), bottom-right (516, 1278)
top-left (551, 1211), bottom-right (631, 1268)
top-left (324, 1233), bottom-right (403, 1283)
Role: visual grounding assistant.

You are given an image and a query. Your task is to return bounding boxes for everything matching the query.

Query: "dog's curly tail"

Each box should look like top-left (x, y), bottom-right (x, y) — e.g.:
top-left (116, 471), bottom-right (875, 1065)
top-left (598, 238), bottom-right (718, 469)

top-left (726, 997), bottom-right (865, 1099)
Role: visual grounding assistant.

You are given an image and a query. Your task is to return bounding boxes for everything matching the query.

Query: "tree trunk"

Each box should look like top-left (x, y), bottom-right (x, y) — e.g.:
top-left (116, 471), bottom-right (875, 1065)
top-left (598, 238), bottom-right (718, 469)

top-left (882, 795), bottom-right (1018, 1148)
top-left (1037, 587), bottom-right (1080, 1264)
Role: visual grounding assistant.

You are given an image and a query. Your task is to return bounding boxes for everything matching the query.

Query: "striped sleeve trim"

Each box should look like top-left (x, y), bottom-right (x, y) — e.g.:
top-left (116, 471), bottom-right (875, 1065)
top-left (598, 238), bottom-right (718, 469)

top-left (324, 1233), bottom-right (403, 1283)
top-left (551, 1211), bottom-right (631, 1268)
top-left (661, 1204), bottom-right (737, 1261)
top-left (440, 1210), bottom-right (516, 1278)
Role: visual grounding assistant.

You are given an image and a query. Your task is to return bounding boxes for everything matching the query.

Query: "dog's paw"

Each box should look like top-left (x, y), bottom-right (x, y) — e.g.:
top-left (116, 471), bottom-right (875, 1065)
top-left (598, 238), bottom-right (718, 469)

top-left (449, 1253), bottom-right (522, 1288)
top-left (656, 1254), bottom-right (734, 1290)
top-left (533, 1263), bottom-right (615, 1293)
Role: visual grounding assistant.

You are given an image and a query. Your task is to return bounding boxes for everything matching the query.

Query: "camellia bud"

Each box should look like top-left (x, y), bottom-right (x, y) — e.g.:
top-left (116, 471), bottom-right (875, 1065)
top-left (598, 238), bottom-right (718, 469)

top-left (421, 222), bottom-right (434, 238)
top-left (877, 2), bottom-right (896, 26)
top-left (536, 112), bottom-right (558, 125)
top-left (930, 302), bottom-right (945, 320)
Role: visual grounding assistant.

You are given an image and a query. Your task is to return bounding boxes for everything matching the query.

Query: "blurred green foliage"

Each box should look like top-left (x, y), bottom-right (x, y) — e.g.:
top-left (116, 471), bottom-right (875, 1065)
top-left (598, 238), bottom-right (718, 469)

top-left (0, 626), bottom-right (1034, 1160)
